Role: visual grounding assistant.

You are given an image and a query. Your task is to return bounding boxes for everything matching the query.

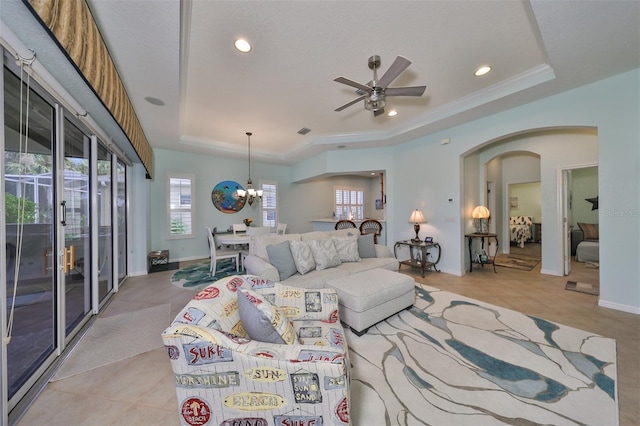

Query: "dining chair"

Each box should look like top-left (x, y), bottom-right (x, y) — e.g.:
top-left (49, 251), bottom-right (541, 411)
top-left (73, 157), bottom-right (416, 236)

top-left (246, 226), bottom-right (270, 236)
top-left (335, 219), bottom-right (357, 230)
top-left (206, 227), bottom-right (240, 274)
top-left (232, 223), bottom-right (247, 235)
top-left (276, 223), bottom-right (287, 235)
top-left (359, 219), bottom-right (383, 244)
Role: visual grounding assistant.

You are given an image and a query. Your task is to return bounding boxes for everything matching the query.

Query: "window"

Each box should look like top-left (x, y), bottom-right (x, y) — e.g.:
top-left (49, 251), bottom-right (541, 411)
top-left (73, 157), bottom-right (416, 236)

top-left (167, 174), bottom-right (195, 238)
top-left (261, 181), bottom-right (278, 230)
top-left (335, 186), bottom-right (364, 220)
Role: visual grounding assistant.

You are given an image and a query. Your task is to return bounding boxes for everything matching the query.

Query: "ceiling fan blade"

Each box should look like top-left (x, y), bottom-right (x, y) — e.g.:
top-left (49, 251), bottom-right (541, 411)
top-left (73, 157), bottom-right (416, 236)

top-left (374, 107), bottom-right (385, 117)
top-left (335, 95), bottom-right (366, 112)
top-left (384, 86), bottom-right (426, 97)
top-left (376, 56), bottom-right (411, 89)
top-left (334, 77), bottom-right (372, 93)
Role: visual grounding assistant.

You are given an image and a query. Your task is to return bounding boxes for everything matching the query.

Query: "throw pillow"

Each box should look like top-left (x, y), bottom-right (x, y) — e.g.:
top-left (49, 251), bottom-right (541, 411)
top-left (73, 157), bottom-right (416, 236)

top-left (307, 239), bottom-right (341, 270)
top-left (577, 222), bottom-right (599, 240)
top-left (266, 241), bottom-right (298, 281)
top-left (289, 240), bottom-right (316, 274)
top-left (237, 287), bottom-right (297, 345)
top-left (357, 233), bottom-right (376, 258)
top-left (332, 235), bottom-right (361, 262)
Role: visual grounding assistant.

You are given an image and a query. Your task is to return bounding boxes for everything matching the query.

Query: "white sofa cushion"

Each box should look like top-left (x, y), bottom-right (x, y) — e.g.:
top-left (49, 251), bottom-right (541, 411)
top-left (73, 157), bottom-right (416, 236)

top-left (289, 240), bottom-right (316, 274)
top-left (283, 267), bottom-right (350, 289)
top-left (336, 257), bottom-right (399, 274)
top-left (307, 239), bottom-right (342, 270)
top-left (332, 235), bottom-right (361, 262)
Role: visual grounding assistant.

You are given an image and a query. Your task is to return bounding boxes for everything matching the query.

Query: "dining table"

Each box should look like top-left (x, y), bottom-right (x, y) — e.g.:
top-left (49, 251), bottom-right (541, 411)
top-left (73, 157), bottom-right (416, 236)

top-left (215, 234), bottom-right (250, 247)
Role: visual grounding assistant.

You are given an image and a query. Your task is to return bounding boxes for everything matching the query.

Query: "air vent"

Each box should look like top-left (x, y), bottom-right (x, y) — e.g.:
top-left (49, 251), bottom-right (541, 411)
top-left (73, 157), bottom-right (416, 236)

top-left (297, 127), bottom-right (311, 135)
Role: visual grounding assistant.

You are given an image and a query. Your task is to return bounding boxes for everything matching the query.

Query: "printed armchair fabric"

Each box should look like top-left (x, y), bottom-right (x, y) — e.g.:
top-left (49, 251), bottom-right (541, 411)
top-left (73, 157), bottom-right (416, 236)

top-left (162, 275), bottom-right (350, 426)
top-left (509, 216), bottom-right (533, 248)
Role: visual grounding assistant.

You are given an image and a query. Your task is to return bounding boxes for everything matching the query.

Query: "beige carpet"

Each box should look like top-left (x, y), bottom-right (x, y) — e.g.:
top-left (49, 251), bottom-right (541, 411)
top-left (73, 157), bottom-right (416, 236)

top-left (566, 280), bottom-right (600, 295)
top-left (494, 253), bottom-right (540, 271)
top-left (52, 304), bottom-right (171, 381)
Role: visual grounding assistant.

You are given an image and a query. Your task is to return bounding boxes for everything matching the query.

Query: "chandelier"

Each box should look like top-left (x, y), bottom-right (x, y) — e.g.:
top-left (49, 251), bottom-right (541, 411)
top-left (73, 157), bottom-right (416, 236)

top-left (236, 132), bottom-right (263, 206)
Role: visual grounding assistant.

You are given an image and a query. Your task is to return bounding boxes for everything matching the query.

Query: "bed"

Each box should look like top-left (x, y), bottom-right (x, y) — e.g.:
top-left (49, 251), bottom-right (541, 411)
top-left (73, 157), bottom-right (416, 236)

top-left (572, 222), bottom-right (599, 263)
top-left (509, 216), bottom-right (533, 248)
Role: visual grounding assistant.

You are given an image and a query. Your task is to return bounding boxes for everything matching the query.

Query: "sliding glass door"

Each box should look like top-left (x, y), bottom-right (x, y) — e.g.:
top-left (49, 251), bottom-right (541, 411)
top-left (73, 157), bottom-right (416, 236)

top-left (3, 66), bottom-right (57, 401)
top-left (62, 118), bottom-right (92, 334)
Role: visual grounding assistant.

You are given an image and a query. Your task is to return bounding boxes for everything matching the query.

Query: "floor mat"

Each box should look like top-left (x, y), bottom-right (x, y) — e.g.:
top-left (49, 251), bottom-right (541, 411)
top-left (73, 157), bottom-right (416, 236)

top-left (566, 280), bottom-right (600, 295)
top-left (52, 304), bottom-right (171, 381)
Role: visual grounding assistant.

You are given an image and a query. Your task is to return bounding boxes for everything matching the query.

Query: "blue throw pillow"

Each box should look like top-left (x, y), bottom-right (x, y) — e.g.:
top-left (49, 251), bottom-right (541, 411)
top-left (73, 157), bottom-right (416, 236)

top-left (357, 233), bottom-right (376, 258)
top-left (266, 241), bottom-right (298, 280)
top-left (237, 287), bottom-right (297, 344)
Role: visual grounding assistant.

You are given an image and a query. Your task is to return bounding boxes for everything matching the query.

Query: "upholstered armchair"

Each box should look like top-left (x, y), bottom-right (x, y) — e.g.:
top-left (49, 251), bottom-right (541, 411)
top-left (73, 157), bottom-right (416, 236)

top-left (162, 275), bottom-right (350, 425)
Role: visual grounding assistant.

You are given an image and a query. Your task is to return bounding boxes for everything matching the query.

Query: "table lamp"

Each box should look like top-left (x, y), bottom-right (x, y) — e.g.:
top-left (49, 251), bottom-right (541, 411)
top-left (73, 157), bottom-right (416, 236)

top-left (408, 209), bottom-right (426, 242)
top-left (472, 205), bottom-right (490, 234)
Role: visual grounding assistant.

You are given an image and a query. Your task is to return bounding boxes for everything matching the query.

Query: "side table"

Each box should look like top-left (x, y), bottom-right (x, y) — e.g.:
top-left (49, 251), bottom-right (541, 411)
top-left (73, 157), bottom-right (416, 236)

top-left (394, 240), bottom-right (441, 277)
top-left (148, 250), bottom-right (169, 272)
top-left (465, 233), bottom-right (498, 273)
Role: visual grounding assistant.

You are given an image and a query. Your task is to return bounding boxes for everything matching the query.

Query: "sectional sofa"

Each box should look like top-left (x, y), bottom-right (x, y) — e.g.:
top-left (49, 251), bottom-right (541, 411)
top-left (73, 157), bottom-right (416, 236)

top-left (243, 228), bottom-right (399, 288)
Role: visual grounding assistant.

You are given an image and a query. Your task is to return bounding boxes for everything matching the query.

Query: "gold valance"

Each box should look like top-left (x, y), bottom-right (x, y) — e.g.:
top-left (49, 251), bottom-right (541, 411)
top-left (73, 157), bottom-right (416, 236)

top-left (27, 0), bottom-right (153, 178)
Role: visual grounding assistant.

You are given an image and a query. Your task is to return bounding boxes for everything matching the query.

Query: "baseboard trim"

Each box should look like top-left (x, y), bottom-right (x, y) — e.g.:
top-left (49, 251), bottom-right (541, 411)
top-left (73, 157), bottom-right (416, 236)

top-left (598, 300), bottom-right (640, 315)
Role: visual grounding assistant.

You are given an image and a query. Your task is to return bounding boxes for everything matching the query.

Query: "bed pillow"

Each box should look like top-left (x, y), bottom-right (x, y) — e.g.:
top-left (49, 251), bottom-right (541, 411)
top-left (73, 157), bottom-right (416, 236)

top-left (577, 222), bottom-right (599, 240)
top-left (289, 240), bottom-right (316, 275)
top-left (307, 239), bottom-right (341, 270)
top-left (332, 235), bottom-right (361, 262)
top-left (266, 241), bottom-right (298, 280)
top-left (237, 287), bottom-right (297, 345)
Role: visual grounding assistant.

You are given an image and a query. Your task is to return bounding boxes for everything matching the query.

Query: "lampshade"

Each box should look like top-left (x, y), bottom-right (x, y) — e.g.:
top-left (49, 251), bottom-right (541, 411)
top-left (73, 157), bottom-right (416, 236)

top-left (408, 209), bottom-right (426, 242)
top-left (472, 206), bottom-right (490, 219)
top-left (408, 209), bottom-right (426, 223)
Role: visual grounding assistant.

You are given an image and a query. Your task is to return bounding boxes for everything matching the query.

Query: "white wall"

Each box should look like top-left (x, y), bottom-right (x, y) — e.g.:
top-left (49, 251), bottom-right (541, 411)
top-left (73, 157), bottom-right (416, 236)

top-left (509, 182), bottom-right (541, 222)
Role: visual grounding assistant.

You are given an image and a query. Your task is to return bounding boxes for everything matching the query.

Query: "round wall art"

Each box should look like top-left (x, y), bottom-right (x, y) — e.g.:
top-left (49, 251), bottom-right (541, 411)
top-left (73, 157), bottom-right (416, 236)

top-left (211, 180), bottom-right (245, 213)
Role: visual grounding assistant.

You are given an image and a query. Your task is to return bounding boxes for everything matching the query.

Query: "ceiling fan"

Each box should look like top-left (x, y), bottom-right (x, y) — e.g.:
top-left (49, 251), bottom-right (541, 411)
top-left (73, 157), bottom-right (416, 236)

top-left (334, 55), bottom-right (426, 117)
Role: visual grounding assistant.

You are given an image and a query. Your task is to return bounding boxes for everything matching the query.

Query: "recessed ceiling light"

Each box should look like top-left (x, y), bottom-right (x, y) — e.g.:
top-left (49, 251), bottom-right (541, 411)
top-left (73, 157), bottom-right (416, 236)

top-left (388, 110), bottom-right (397, 117)
top-left (474, 66), bottom-right (491, 77)
top-left (234, 38), bottom-right (251, 53)
top-left (144, 96), bottom-right (165, 106)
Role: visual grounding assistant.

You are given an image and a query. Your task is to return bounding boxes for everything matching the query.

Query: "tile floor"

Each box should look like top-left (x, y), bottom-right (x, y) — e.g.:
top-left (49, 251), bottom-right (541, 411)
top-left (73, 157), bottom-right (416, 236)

top-left (16, 247), bottom-right (640, 425)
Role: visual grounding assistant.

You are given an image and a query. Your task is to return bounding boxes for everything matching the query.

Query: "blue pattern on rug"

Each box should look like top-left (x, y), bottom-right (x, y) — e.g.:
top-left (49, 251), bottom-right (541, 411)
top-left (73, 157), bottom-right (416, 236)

top-left (170, 259), bottom-right (241, 289)
top-left (347, 283), bottom-right (618, 425)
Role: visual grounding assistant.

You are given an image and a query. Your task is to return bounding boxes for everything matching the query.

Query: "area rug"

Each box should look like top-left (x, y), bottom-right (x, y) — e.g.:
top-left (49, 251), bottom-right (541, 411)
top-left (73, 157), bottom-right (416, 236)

top-left (52, 304), bottom-right (171, 381)
top-left (494, 253), bottom-right (540, 271)
top-left (566, 280), bottom-right (600, 295)
top-left (348, 283), bottom-right (618, 425)
top-left (170, 258), bottom-right (242, 290)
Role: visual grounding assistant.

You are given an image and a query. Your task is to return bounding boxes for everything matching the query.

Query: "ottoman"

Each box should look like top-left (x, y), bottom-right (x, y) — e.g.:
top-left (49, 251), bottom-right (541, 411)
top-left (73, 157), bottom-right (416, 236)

top-left (326, 268), bottom-right (415, 336)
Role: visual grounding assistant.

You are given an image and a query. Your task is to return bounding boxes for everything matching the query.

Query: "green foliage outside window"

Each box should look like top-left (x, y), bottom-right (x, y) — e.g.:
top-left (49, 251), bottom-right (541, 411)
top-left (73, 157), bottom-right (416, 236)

top-left (171, 217), bottom-right (188, 234)
top-left (5, 193), bottom-right (37, 224)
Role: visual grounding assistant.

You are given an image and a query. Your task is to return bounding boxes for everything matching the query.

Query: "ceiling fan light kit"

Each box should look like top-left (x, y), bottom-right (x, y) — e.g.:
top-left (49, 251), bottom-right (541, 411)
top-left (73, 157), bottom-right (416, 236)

top-left (334, 55), bottom-right (426, 117)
